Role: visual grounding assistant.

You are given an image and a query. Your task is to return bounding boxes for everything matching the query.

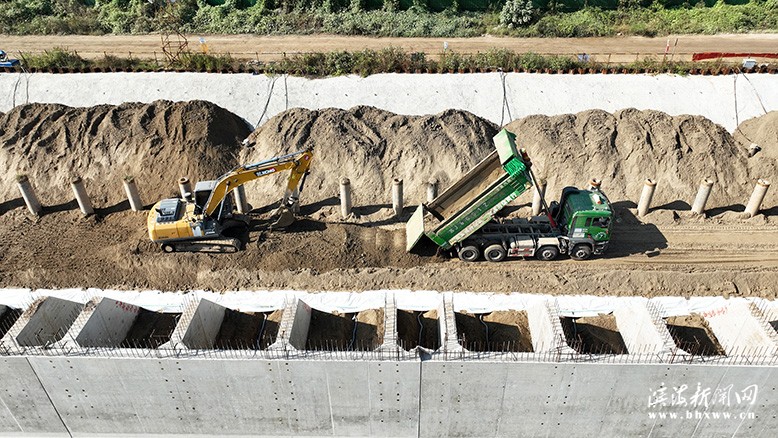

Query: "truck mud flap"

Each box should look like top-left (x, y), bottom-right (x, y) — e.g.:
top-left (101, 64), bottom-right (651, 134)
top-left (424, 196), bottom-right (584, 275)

top-left (405, 205), bottom-right (428, 252)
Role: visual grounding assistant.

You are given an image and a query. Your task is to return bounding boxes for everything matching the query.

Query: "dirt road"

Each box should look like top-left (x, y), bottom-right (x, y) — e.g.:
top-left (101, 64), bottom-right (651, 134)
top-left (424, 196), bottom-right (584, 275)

top-left (3, 34), bottom-right (778, 63)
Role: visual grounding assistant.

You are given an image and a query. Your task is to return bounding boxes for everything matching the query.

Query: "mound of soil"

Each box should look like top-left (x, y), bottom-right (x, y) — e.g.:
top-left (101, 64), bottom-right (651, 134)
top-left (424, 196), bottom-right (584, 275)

top-left (0, 100), bottom-right (250, 207)
top-left (354, 308), bottom-right (385, 349)
top-left (734, 111), bottom-right (778, 206)
top-left (242, 106), bottom-right (499, 209)
top-left (1, 101), bottom-right (772, 220)
top-left (505, 109), bottom-right (752, 209)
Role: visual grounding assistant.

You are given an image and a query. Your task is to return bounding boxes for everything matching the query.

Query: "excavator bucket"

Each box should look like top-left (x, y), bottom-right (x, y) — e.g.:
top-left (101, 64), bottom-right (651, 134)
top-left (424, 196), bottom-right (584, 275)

top-left (269, 205), bottom-right (296, 229)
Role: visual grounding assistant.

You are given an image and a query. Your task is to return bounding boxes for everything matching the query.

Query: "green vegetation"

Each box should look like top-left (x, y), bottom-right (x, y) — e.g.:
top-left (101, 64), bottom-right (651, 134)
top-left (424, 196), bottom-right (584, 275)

top-left (12, 47), bottom-right (727, 76)
top-left (0, 0), bottom-right (776, 36)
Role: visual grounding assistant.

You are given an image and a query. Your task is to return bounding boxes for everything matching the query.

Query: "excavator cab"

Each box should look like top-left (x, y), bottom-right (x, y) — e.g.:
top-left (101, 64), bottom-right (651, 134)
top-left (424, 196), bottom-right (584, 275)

top-left (192, 180), bottom-right (236, 219)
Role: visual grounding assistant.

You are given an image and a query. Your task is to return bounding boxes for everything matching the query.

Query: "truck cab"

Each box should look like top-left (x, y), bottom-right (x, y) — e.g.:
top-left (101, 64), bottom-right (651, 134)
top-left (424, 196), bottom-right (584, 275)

top-left (553, 187), bottom-right (612, 259)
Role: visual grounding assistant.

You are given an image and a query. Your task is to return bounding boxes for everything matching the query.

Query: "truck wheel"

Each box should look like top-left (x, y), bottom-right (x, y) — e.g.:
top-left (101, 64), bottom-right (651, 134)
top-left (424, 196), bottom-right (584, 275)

top-left (536, 246), bottom-right (559, 261)
top-left (458, 245), bottom-right (480, 262)
top-left (161, 243), bottom-right (176, 253)
top-left (484, 244), bottom-right (507, 263)
top-left (570, 244), bottom-right (592, 261)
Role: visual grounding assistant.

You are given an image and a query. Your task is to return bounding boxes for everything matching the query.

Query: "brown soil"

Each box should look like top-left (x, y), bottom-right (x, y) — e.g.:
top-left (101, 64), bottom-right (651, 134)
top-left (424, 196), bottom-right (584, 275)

top-left (214, 309), bottom-right (283, 350)
top-left (0, 307), bottom-right (21, 339)
top-left (561, 314), bottom-right (627, 354)
top-left (734, 111), bottom-right (778, 207)
top-left (666, 313), bottom-right (726, 356)
top-left (0, 100), bottom-right (250, 207)
top-left (396, 309), bottom-right (440, 351)
top-left (505, 109), bottom-right (757, 209)
top-left (355, 308), bottom-right (385, 349)
top-left (243, 106), bottom-right (498, 210)
top-left (455, 310), bottom-right (533, 352)
top-left (0, 102), bottom-right (777, 297)
top-left (120, 309), bottom-right (180, 349)
top-left (0, 205), bottom-right (777, 297)
top-left (1, 101), bottom-right (775, 219)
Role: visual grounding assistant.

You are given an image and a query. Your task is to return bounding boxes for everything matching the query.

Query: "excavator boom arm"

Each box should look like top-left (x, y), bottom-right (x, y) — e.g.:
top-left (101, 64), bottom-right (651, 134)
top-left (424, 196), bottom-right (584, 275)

top-left (203, 148), bottom-right (314, 217)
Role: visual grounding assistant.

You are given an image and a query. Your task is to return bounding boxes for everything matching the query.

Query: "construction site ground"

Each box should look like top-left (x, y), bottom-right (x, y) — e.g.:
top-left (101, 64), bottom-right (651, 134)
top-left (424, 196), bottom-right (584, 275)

top-left (0, 206), bottom-right (775, 298)
top-left (2, 34), bottom-right (778, 62)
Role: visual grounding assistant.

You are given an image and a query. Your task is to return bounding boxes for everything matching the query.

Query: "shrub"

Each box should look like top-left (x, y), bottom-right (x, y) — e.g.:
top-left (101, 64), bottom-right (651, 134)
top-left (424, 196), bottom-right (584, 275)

top-left (500, 0), bottom-right (535, 28)
top-left (20, 47), bottom-right (89, 69)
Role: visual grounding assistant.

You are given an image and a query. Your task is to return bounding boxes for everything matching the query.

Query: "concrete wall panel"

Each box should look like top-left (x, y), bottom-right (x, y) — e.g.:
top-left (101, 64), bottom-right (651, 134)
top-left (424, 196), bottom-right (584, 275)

top-left (73, 298), bottom-right (140, 347)
top-left (7, 297), bottom-right (83, 347)
top-left (420, 361), bottom-right (778, 437)
top-left (705, 301), bottom-right (778, 356)
top-left (181, 299), bottom-right (227, 349)
top-left (26, 357), bottom-right (420, 437)
top-left (288, 300), bottom-right (312, 350)
top-left (0, 357), bottom-right (67, 436)
top-left (614, 304), bottom-right (666, 354)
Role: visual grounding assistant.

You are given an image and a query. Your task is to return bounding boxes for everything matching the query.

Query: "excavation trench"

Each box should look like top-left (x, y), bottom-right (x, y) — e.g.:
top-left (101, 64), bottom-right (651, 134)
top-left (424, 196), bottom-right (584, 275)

top-left (305, 308), bottom-right (385, 351)
top-left (120, 309), bottom-right (181, 349)
top-left (560, 314), bottom-right (628, 355)
top-left (665, 313), bottom-right (726, 356)
top-left (396, 309), bottom-right (440, 351)
top-left (455, 311), bottom-right (533, 352)
top-left (214, 309), bottom-right (283, 350)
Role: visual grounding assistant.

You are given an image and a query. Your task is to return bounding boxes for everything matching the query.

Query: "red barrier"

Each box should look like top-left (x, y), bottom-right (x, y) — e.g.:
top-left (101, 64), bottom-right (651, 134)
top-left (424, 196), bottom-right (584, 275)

top-left (692, 52), bottom-right (778, 62)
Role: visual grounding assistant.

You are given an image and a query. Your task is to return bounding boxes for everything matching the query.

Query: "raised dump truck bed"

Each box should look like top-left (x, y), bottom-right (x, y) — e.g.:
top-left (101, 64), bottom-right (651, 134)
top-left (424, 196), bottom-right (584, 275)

top-left (406, 129), bottom-right (534, 251)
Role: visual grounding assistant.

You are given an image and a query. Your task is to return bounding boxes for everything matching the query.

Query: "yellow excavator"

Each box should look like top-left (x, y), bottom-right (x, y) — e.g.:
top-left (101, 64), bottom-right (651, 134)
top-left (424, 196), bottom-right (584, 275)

top-left (147, 148), bottom-right (314, 253)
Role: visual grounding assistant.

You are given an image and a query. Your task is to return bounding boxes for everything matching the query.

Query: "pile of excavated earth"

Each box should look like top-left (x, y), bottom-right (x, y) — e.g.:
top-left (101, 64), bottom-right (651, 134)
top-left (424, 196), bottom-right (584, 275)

top-left (0, 101), bottom-right (776, 295)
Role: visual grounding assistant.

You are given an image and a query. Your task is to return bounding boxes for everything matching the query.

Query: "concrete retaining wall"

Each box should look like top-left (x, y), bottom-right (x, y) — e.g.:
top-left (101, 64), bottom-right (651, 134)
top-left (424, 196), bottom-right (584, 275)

top-left (1, 72), bottom-right (775, 132)
top-left (27, 357), bottom-right (421, 437)
top-left (2, 290), bottom-right (778, 436)
top-left (420, 362), bottom-right (776, 438)
top-left (0, 357), bottom-right (68, 436)
top-left (2, 356), bottom-right (776, 437)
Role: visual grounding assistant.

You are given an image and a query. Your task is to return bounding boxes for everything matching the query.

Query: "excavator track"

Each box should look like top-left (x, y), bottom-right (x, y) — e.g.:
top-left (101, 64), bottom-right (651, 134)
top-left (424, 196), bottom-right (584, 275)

top-left (161, 238), bottom-right (241, 254)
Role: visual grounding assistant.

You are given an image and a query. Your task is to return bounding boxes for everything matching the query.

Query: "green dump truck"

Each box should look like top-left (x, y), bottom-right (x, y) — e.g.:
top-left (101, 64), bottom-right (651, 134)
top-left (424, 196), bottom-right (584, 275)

top-left (405, 129), bottom-right (613, 262)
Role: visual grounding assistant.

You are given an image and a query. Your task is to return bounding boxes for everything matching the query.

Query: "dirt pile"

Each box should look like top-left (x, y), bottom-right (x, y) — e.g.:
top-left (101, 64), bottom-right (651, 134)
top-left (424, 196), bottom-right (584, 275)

top-left (734, 111), bottom-right (778, 206)
top-left (1, 101), bottom-right (771, 217)
top-left (0, 100), bottom-right (250, 207)
top-left (505, 109), bottom-right (753, 209)
top-left (242, 106), bottom-right (498, 210)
